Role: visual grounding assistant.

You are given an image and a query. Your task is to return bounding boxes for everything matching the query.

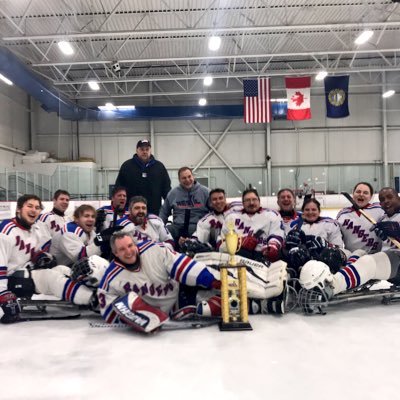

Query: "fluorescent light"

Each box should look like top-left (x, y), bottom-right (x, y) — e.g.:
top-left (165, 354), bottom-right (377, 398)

top-left (270, 98), bottom-right (288, 102)
top-left (198, 98), bottom-right (207, 106)
top-left (382, 89), bottom-right (395, 98)
top-left (354, 30), bottom-right (374, 45)
top-left (0, 73), bottom-right (13, 85)
top-left (203, 76), bottom-right (213, 86)
top-left (208, 36), bottom-right (221, 51)
top-left (315, 71), bottom-right (328, 81)
top-left (98, 103), bottom-right (116, 111)
top-left (58, 41), bottom-right (74, 55)
top-left (88, 81), bottom-right (100, 90)
top-left (116, 105), bottom-right (136, 110)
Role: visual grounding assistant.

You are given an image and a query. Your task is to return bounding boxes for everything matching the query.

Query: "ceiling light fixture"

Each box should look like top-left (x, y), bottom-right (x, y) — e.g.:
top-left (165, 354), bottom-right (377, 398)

top-left (208, 36), bottom-right (221, 51)
top-left (199, 98), bottom-right (207, 106)
top-left (203, 76), bottom-right (213, 86)
top-left (354, 30), bottom-right (374, 45)
top-left (58, 41), bottom-right (74, 55)
top-left (98, 103), bottom-right (116, 111)
top-left (0, 73), bottom-right (13, 85)
top-left (88, 81), bottom-right (100, 90)
top-left (315, 71), bottom-right (328, 81)
top-left (382, 89), bottom-right (395, 98)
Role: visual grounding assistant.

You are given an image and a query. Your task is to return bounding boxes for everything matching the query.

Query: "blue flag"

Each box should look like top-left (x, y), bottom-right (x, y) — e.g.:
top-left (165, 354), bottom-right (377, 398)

top-left (324, 75), bottom-right (349, 118)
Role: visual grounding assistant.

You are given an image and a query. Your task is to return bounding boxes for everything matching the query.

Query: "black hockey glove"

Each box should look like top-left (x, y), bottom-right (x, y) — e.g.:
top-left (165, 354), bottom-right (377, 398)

top-left (181, 240), bottom-right (212, 256)
top-left (286, 245), bottom-right (311, 272)
top-left (285, 229), bottom-right (306, 250)
top-left (30, 252), bottom-right (57, 270)
top-left (305, 235), bottom-right (328, 256)
top-left (317, 247), bottom-right (347, 274)
top-left (373, 221), bottom-right (400, 241)
top-left (95, 209), bottom-right (107, 233)
top-left (94, 226), bottom-right (124, 247)
top-left (70, 257), bottom-right (93, 282)
top-left (0, 291), bottom-right (21, 324)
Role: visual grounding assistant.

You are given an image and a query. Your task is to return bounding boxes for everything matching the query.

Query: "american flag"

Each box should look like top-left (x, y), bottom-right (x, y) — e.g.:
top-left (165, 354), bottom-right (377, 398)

top-left (243, 78), bottom-right (271, 123)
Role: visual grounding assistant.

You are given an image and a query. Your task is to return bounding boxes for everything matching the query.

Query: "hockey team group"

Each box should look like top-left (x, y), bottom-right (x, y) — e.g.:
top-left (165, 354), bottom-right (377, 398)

top-left (2, 143), bottom-right (400, 333)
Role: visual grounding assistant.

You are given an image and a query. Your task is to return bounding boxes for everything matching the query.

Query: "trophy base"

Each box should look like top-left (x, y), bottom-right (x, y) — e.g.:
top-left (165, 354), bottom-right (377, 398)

top-left (219, 321), bottom-right (253, 331)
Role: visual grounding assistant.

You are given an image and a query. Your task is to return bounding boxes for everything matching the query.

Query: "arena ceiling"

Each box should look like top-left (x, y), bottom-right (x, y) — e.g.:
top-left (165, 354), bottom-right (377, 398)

top-left (0, 0), bottom-right (399, 104)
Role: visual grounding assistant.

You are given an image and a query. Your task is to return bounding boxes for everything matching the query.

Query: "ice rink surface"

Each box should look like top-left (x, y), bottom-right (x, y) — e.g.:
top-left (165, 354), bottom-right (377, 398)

top-left (2, 300), bottom-right (400, 400)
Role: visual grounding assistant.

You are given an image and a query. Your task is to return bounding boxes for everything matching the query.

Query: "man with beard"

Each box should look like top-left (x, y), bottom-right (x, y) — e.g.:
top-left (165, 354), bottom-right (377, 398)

top-left (276, 188), bottom-right (301, 234)
top-left (0, 195), bottom-right (99, 323)
top-left (37, 190), bottom-right (71, 237)
top-left (217, 189), bottom-right (284, 262)
top-left (116, 196), bottom-right (175, 250)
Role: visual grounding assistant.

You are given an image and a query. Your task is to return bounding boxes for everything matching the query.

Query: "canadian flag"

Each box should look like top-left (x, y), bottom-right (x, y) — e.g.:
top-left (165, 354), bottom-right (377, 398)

top-left (285, 76), bottom-right (311, 120)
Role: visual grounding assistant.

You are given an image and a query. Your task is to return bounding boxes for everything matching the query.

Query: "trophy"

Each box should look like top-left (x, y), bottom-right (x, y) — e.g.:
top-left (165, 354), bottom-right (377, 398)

top-left (219, 223), bottom-right (252, 331)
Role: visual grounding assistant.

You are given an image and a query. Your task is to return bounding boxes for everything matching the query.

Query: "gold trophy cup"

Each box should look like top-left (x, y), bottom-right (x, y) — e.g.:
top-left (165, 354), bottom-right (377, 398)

top-left (219, 223), bottom-right (252, 331)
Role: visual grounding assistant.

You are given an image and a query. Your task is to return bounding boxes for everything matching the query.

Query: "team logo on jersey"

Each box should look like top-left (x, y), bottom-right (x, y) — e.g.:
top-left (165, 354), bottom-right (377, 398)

top-left (328, 89), bottom-right (346, 106)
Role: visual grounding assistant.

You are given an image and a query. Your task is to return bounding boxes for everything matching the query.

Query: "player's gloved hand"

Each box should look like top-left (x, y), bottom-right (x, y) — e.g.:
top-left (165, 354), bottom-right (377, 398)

top-left (0, 291), bottom-right (21, 324)
top-left (305, 235), bottom-right (328, 255)
top-left (373, 221), bottom-right (400, 241)
top-left (181, 240), bottom-right (212, 255)
top-left (285, 229), bottom-right (306, 250)
top-left (211, 279), bottom-right (221, 290)
top-left (286, 245), bottom-right (311, 272)
top-left (30, 252), bottom-right (57, 270)
top-left (94, 225), bottom-right (124, 246)
top-left (95, 209), bottom-right (107, 232)
top-left (263, 243), bottom-right (281, 262)
top-left (317, 247), bottom-right (347, 274)
top-left (241, 235), bottom-right (258, 251)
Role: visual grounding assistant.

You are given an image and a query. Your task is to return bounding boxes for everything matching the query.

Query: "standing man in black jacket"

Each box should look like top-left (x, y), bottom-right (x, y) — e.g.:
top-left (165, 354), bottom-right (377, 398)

top-left (115, 139), bottom-right (171, 215)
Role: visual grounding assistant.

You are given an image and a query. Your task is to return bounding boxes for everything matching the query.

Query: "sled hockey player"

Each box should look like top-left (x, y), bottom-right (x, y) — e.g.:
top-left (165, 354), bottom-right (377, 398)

top-left (0, 195), bottom-right (106, 324)
top-left (96, 232), bottom-right (289, 333)
top-left (217, 189), bottom-right (284, 263)
top-left (277, 188), bottom-right (302, 234)
top-left (116, 196), bottom-right (175, 250)
top-left (180, 188), bottom-right (242, 254)
top-left (37, 190), bottom-right (71, 238)
top-left (96, 186), bottom-right (129, 232)
top-left (298, 245), bottom-right (400, 314)
top-left (336, 182), bottom-right (383, 253)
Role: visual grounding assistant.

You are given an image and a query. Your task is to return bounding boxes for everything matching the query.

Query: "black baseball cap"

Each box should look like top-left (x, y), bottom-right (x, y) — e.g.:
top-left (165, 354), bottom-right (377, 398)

top-left (136, 139), bottom-right (151, 148)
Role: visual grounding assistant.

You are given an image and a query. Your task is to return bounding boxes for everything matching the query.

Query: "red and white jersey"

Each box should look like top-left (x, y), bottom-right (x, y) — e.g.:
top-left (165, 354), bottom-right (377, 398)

top-left (97, 241), bottom-right (214, 324)
top-left (336, 203), bottom-right (384, 253)
top-left (50, 222), bottom-right (101, 266)
top-left (300, 217), bottom-right (344, 247)
top-left (380, 211), bottom-right (400, 252)
top-left (116, 214), bottom-right (175, 250)
top-left (0, 218), bottom-right (51, 293)
top-left (37, 211), bottom-right (70, 238)
top-left (193, 201), bottom-right (242, 245)
top-left (218, 208), bottom-right (284, 252)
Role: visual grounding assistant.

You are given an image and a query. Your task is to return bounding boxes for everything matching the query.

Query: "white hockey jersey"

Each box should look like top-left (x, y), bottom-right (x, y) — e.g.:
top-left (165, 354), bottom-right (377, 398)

top-left (0, 218), bottom-right (51, 293)
top-left (97, 241), bottom-right (215, 324)
top-left (295, 217), bottom-right (344, 247)
top-left (192, 201), bottom-right (242, 246)
top-left (336, 203), bottom-right (384, 253)
top-left (37, 210), bottom-right (70, 238)
top-left (218, 208), bottom-right (284, 252)
top-left (97, 205), bottom-right (129, 231)
top-left (50, 221), bottom-right (101, 266)
top-left (116, 214), bottom-right (175, 250)
top-left (280, 210), bottom-right (302, 235)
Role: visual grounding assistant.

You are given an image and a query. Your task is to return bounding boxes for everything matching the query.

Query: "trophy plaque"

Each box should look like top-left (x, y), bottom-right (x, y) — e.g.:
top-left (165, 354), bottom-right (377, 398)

top-left (219, 224), bottom-right (252, 331)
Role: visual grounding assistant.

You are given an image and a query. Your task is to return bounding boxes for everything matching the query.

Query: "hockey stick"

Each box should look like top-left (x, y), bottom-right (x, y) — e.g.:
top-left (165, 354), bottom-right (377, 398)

top-left (89, 317), bottom-right (220, 331)
top-left (1, 313), bottom-right (82, 324)
top-left (341, 191), bottom-right (400, 250)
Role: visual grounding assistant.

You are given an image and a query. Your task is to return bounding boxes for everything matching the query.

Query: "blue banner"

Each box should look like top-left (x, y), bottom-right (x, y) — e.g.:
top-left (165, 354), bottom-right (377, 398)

top-left (324, 75), bottom-right (350, 118)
